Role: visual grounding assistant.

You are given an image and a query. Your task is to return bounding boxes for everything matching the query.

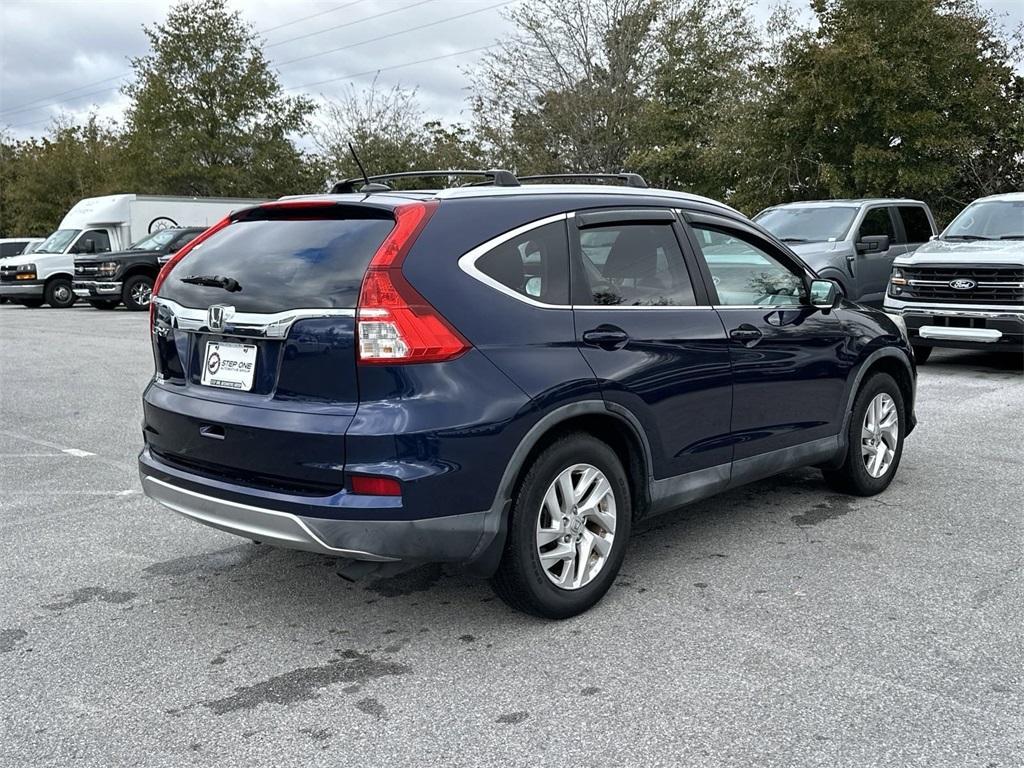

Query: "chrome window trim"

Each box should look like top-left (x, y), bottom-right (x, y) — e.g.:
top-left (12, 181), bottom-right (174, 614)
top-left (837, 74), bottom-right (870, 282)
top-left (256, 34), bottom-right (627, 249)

top-left (458, 211), bottom-right (721, 311)
top-left (152, 296), bottom-right (355, 339)
top-left (458, 213), bottom-right (573, 310)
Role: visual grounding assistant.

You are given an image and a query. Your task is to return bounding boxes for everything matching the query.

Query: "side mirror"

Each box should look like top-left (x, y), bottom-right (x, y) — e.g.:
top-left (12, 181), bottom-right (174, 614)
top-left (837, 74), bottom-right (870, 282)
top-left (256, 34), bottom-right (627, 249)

top-left (809, 279), bottom-right (840, 312)
top-left (856, 234), bottom-right (890, 253)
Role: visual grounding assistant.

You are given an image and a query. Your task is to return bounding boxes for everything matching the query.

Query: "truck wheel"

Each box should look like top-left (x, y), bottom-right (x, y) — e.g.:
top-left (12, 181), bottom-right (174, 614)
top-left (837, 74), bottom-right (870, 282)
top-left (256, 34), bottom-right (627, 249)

top-left (122, 275), bottom-right (154, 311)
top-left (490, 433), bottom-right (631, 619)
top-left (89, 300), bottom-right (119, 310)
top-left (44, 278), bottom-right (76, 308)
top-left (912, 345), bottom-right (932, 365)
top-left (823, 373), bottom-right (905, 496)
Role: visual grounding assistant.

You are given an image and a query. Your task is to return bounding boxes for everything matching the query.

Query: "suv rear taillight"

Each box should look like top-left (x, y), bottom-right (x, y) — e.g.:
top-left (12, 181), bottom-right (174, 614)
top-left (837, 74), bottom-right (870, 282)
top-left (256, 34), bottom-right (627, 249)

top-left (357, 201), bottom-right (469, 364)
top-left (149, 215), bottom-right (232, 328)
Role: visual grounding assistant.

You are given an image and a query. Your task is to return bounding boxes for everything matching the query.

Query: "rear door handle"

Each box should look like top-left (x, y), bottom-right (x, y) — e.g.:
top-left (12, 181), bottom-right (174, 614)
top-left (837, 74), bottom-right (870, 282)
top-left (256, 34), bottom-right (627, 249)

top-left (582, 326), bottom-right (630, 350)
top-left (729, 324), bottom-right (763, 345)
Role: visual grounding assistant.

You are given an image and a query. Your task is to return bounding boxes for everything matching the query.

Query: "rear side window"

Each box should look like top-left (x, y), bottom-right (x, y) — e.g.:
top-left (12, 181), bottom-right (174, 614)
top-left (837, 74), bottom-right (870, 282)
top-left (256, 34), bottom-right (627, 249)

top-left (577, 223), bottom-right (696, 306)
top-left (475, 221), bottom-right (569, 304)
top-left (162, 212), bottom-right (395, 312)
top-left (898, 206), bottom-right (932, 243)
top-left (858, 208), bottom-right (896, 241)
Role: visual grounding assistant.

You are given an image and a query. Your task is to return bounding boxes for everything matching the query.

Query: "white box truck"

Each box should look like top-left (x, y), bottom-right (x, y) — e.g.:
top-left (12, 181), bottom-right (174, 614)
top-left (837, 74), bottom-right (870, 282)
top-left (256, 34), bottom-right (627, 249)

top-left (0, 194), bottom-right (264, 308)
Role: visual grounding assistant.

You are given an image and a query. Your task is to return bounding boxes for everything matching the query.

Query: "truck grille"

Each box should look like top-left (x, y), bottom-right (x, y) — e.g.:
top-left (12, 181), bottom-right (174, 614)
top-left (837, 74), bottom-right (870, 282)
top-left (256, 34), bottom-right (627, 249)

top-left (75, 264), bottom-right (100, 276)
top-left (901, 266), bottom-right (1024, 305)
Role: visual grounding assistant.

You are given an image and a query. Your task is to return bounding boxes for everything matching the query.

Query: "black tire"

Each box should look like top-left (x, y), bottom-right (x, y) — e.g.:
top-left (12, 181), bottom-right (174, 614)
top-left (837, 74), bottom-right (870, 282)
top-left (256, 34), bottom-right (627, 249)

top-left (44, 277), bottom-right (75, 308)
top-left (18, 298), bottom-right (44, 308)
top-left (122, 275), bottom-right (154, 312)
top-left (822, 372), bottom-right (905, 496)
top-left (912, 345), bottom-right (932, 365)
top-left (490, 433), bottom-right (631, 619)
top-left (88, 300), bottom-right (119, 310)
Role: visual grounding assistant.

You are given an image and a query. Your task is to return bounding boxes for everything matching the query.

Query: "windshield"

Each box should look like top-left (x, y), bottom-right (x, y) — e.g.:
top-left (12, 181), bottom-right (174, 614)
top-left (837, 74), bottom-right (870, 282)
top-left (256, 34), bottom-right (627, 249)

top-left (943, 200), bottom-right (1024, 240)
top-left (755, 206), bottom-right (858, 242)
top-left (129, 229), bottom-right (180, 251)
top-left (34, 228), bottom-right (81, 254)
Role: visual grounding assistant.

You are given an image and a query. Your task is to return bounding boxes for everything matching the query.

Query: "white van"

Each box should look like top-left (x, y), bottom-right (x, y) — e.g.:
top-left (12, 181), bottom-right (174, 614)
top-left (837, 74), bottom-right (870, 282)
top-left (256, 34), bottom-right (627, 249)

top-left (0, 194), bottom-right (263, 308)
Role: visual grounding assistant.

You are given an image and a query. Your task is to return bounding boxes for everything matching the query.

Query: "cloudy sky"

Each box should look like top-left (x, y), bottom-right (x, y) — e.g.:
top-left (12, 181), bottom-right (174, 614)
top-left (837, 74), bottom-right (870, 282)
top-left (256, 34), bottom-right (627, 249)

top-left (1, 0), bottom-right (1022, 143)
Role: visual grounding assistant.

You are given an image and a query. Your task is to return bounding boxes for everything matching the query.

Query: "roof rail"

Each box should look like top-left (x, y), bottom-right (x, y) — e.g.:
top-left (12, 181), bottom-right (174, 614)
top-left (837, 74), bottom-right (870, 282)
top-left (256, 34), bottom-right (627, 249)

top-left (331, 169), bottom-right (520, 194)
top-left (517, 173), bottom-right (649, 189)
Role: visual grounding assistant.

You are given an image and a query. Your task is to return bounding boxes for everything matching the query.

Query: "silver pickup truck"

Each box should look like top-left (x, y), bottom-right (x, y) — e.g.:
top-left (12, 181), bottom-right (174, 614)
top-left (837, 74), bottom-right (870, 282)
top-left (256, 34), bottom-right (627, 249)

top-left (755, 198), bottom-right (938, 306)
top-left (883, 192), bottom-right (1024, 363)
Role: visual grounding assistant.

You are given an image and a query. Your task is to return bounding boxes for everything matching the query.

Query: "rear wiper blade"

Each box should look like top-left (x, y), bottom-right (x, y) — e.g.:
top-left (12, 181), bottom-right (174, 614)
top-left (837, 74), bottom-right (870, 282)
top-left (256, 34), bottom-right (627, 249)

top-left (179, 274), bottom-right (242, 292)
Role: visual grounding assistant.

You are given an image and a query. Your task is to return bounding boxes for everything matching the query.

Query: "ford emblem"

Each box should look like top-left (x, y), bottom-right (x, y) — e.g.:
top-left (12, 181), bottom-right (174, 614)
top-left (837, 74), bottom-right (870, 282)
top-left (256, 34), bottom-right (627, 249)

top-left (948, 279), bottom-right (976, 290)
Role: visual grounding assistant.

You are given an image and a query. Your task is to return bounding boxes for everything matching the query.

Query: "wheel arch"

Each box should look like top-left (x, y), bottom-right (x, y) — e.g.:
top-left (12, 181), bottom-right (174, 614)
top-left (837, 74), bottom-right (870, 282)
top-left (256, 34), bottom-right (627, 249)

top-left (122, 265), bottom-right (159, 281)
top-left (824, 347), bottom-right (915, 470)
top-left (466, 400), bottom-right (653, 576)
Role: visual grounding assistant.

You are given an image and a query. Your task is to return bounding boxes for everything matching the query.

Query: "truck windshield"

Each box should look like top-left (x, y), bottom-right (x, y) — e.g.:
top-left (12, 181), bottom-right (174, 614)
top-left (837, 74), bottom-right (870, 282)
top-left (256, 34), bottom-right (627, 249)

top-left (943, 200), bottom-right (1024, 240)
top-left (755, 206), bottom-right (858, 242)
top-left (34, 228), bottom-right (81, 254)
top-left (129, 229), bottom-right (180, 251)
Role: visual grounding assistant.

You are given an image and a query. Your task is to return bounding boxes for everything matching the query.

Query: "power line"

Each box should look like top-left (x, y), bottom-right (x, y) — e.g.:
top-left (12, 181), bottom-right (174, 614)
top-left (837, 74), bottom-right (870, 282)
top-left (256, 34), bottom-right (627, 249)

top-left (264, 0), bottom-right (437, 48)
top-left (283, 43), bottom-right (497, 92)
top-left (274, 0), bottom-right (515, 69)
top-left (1, 0), bottom-right (374, 117)
top-left (258, 0), bottom-right (368, 36)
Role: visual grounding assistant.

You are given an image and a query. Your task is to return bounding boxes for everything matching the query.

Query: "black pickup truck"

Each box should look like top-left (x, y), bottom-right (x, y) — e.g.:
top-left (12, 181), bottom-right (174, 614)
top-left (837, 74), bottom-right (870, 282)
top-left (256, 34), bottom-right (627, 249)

top-left (73, 227), bottom-right (205, 311)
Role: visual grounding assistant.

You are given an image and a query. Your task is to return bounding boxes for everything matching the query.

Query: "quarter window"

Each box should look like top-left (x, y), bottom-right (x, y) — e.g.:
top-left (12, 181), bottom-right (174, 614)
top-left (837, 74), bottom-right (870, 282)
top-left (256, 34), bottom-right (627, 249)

top-left (576, 223), bottom-right (696, 306)
top-left (897, 206), bottom-right (932, 243)
top-left (858, 208), bottom-right (896, 241)
top-left (690, 225), bottom-right (805, 306)
top-left (475, 221), bottom-right (569, 305)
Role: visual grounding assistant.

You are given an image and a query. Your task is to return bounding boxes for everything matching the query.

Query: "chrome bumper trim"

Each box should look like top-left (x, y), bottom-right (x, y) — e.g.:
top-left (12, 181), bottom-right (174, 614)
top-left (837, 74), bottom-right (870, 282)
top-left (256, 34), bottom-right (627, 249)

top-left (0, 284), bottom-right (44, 296)
top-left (141, 475), bottom-right (398, 562)
top-left (885, 305), bottom-right (1024, 320)
top-left (73, 280), bottom-right (121, 296)
top-left (918, 326), bottom-right (1002, 343)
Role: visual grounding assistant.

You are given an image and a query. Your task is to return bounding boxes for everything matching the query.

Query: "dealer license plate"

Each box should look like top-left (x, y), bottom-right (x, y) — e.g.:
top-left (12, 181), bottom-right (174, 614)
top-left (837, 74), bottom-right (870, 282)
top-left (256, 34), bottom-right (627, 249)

top-left (201, 341), bottom-right (257, 391)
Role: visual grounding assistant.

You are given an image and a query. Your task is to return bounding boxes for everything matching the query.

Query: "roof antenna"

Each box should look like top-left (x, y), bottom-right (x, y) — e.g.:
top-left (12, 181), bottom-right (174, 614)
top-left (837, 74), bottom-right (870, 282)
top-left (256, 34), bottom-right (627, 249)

top-left (348, 142), bottom-right (372, 189)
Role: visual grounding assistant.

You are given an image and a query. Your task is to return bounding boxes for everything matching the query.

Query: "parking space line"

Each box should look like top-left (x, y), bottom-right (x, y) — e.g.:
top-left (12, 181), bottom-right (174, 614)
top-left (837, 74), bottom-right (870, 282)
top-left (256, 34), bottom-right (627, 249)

top-left (0, 429), bottom-right (132, 471)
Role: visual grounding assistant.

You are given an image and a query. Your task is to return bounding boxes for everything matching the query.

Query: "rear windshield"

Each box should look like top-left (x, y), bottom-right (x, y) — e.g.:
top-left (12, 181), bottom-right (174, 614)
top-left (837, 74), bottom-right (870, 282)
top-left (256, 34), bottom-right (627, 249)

top-left (160, 211), bottom-right (395, 312)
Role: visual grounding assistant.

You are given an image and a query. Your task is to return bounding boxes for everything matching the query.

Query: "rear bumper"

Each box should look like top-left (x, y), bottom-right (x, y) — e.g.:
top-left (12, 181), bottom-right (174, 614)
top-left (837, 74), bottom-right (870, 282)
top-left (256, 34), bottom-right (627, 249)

top-left (73, 280), bottom-right (122, 298)
top-left (138, 447), bottom-right (502, 566)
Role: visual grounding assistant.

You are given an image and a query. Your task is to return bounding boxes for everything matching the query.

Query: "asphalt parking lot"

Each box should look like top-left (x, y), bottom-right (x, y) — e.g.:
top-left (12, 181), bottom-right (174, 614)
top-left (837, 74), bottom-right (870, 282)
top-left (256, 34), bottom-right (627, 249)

top-left (1, 303), bottom-right (1022, 768)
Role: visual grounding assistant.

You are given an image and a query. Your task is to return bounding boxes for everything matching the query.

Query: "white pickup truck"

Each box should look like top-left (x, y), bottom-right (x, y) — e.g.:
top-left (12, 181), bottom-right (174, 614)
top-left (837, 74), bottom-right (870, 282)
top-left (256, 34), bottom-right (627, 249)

top-left (0, 194), bottom-right (263, 308)
top-left (883, 192), bottom-right (1024, 363)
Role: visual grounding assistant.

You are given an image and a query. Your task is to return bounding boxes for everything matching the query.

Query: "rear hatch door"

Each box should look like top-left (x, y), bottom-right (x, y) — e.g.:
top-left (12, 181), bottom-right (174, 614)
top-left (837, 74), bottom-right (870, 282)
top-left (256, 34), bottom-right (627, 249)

top-left (146, 201), bottom-right (397, 493)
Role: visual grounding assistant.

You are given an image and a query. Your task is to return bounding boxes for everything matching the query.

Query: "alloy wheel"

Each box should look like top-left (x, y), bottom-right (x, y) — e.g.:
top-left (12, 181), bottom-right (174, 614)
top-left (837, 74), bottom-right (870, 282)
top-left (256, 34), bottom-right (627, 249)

top-left (535, 463), bottom-right (617, 590)
top-left (862, 393), bottom-right (898, 478)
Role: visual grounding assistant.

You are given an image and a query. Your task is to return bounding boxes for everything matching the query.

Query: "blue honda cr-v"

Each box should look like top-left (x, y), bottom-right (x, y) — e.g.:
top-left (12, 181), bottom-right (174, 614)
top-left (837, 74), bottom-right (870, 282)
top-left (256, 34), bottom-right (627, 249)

top-left (139, 171), bottom-right (917, 618)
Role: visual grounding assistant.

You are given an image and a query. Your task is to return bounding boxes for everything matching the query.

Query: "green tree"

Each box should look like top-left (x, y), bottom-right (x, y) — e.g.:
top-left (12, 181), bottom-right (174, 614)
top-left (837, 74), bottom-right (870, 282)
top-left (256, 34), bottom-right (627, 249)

top-left (631, 0), bottom-right (761, 198)
top-left (122, 0), bottom-right (316, 198)
top-left (0, 116), bottom-right (124, 236)
top-left (730, 0), bottom-right (1024, 220)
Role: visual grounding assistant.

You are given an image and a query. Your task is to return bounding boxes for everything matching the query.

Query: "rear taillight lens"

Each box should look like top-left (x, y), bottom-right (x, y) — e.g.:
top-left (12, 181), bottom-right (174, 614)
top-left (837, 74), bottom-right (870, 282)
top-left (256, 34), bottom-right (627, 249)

top-left (357, 201), bottom-right (469, 364)
top-left (149, 215), bottom-right (232, 328)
